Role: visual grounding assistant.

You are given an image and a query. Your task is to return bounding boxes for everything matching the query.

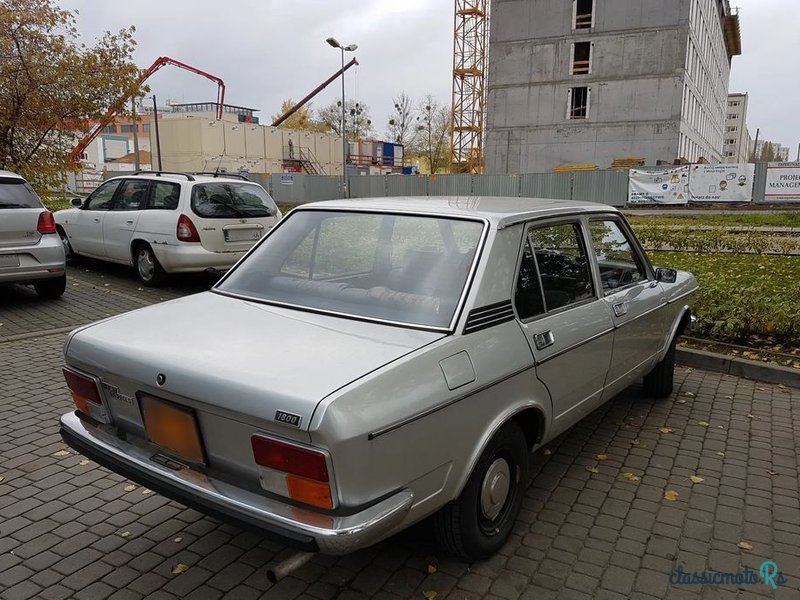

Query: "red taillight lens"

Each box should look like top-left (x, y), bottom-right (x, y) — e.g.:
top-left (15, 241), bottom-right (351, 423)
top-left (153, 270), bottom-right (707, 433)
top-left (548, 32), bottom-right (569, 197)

top-left (251, 436), bottom-right (329, 482)
top-left (37, 211), bottom-right (57, 234)
top-left (63, 367), bottom-right (102, 416)
top-left (176, 214), bottom-right (200, 242)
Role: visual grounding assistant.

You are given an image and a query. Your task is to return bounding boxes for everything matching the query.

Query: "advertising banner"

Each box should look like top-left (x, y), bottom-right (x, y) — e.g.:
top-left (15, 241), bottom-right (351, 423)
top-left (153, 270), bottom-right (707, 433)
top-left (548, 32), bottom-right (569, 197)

top-left (688, 163), bottom-right (754, 202)
top-left (628, 167), bottom-right (689, 204)
top-left (764, 163), bottom-right (800, 200)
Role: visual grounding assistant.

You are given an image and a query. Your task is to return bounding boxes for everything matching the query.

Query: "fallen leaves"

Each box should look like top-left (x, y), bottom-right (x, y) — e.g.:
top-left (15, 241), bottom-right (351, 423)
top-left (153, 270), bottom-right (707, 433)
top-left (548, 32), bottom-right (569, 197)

top-left (689, 475), bottom-right (705, 484)
top-left (118, 531), bottom-right (131, 538)
top-left (0, 476), bottom-right (4, 483)
top-left (630, 439), bottom-right (641, 446)
top-left (658, 427), bottom-right (673, 434)
top-left (427, 563), bottom-right (437, 575)
top-left (52, 450), bottom-right (70, 457)
top-left (423, 592), bottom-right (438, 600)
top-left (78, 459), bottom-right (90, 466)
top-left (541, 448), bottom-right (552, 457)
top-left (595, 454), bottom-right (608, 461)
top-left (171, 563), bottom-right (189, 575)
top-left (716, 451), bottom-right (726, 457)
top-left (683, 391), bottom-right (696, 398)
top-left (141, 488), bottom-right (154, 496)
top-left (622, 472), bottom-right (641, 482)
top-left (173, 537), bottom-right (183, 543)
top-left (586, 466), bottom-right (599, 474)
top-left (663, 490), bottom-right (679, 502)
top-left (697, 421), bottom-right (710, 428)
top-left (737, 541), bottom-right (753, 551)
top-left (767, 470), bottom-right (779, 476)
top-left (123, 484), bottom-right (136, 492)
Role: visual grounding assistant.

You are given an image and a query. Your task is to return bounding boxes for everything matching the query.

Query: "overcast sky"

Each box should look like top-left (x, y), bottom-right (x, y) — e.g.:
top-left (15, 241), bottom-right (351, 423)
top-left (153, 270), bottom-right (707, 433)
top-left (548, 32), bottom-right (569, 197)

top-left (58, 0), bottom-right (798, 154)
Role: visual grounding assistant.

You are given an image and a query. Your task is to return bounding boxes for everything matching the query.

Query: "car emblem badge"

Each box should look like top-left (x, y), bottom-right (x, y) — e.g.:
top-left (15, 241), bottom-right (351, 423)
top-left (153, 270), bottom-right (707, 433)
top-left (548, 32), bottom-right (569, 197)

top-left (275, 410), bottom-right (302, 428)
top-left (156, 373), bottom-right (166, 386)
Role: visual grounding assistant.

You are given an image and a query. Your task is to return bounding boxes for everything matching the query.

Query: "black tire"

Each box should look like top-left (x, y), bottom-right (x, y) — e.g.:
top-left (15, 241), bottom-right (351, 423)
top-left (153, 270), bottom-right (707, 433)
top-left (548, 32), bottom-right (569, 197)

top-left (433, 421), bottom-right (529, 561)
top-left (134, 243), bottom-right (166, 287)
top-left (57, 226), bottom-right (76, 262)
top-left (34, 275), bottom-right (66, 300)
top-left (643, 338), bottom-right (676, 398)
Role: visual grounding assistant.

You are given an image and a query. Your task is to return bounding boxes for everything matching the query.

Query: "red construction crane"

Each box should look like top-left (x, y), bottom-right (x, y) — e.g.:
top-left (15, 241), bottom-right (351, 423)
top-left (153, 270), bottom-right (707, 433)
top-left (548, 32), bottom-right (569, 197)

top-left (69, 56), bottom-right (226, 164)
top-left (271, 58), bottom-right (358, 127)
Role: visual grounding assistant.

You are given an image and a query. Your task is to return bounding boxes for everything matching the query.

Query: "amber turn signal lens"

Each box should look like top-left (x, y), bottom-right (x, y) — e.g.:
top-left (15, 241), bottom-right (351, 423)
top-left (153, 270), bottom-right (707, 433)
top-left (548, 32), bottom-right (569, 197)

top-left (286, 474), bottom-right (333, 510)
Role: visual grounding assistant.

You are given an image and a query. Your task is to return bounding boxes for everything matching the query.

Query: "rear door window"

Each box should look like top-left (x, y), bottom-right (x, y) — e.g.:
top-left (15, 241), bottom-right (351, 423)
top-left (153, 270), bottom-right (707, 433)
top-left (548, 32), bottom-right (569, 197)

top-left (191, 182), bottom-right (278, 218)
top-left (0, 177), bottom-right (43, 208)
top-left (146, 181), bottom-right (180, 210)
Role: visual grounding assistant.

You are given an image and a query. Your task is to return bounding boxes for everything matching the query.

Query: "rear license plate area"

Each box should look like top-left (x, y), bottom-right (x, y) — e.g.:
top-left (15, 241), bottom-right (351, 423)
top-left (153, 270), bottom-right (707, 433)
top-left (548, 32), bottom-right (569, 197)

top-left (140, 394), bottom-right (206, 465)
top-left (224, 228), bottom-right (261, 243)
top-left (0, 254), bottom-right (20, 267)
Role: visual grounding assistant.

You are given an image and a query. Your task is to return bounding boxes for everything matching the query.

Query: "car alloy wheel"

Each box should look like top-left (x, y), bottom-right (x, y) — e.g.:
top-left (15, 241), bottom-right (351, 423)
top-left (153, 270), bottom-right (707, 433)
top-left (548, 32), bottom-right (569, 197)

top-left (135, 244), bottom-right (165, 287)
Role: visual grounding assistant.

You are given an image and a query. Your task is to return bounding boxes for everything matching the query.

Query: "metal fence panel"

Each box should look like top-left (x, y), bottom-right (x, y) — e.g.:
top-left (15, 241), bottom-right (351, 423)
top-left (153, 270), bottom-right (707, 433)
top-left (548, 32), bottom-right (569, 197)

top-left (348, 175), bottom-right (386, 198)
top-left (386, 174), bottom-right (428, 197)
top-left (428, 174), bottom-right (473, 196)
top-left (752, 162), bottom-right (768, 203)
top-left (472, 174), bottom-right (519, 197)
top-left (519, 173), bottom-right (572, 200)
top-left (572, 170), bottom-right (628, 206)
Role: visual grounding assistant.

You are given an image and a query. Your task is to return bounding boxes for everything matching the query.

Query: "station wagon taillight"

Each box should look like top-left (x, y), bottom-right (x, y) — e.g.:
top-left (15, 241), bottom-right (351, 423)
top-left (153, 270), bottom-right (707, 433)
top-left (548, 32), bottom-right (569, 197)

top-left (251, 435), bottom-right (333, 509)
top-left (63, 367), bottom-right (109, 423)
top-left (176, 214), bottom-right (200, 242)
top-left (37, 211), bottom-right (57, 234)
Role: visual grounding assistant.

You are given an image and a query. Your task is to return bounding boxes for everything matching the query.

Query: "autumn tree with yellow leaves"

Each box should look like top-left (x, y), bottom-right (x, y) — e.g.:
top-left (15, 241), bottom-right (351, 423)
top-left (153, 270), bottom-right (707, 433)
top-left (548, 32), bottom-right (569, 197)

top-left (0, 0), bottom-right (142, 190)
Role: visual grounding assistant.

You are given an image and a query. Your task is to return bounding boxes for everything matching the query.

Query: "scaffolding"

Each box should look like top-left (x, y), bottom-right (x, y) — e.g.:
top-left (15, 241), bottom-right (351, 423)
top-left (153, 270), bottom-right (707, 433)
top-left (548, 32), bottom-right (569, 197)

top-left (451, 0), bottom-right (488, 174)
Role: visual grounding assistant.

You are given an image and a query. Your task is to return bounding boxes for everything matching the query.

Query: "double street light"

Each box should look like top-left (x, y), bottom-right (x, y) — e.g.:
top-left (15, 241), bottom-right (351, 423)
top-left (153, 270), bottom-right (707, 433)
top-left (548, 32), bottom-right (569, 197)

top-left (326, 37), bottom-right (357, 198)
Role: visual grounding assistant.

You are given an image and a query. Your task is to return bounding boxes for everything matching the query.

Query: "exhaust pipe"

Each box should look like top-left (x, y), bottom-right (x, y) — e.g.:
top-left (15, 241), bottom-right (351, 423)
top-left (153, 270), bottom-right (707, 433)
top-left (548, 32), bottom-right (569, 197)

top-left (266, 551), bottom-right (316, 583)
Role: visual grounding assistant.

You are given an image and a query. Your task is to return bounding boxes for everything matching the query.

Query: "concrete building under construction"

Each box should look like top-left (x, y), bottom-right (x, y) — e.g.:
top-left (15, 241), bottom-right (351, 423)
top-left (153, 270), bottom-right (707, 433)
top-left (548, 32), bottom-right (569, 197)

top-left (485, 0), bottom-right (742, 173)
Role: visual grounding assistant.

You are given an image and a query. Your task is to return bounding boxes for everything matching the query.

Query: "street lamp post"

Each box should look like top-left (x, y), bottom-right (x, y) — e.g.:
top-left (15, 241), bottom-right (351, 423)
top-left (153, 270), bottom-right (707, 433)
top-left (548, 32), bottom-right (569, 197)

top-left (326, 37), bottom-right (357, 198)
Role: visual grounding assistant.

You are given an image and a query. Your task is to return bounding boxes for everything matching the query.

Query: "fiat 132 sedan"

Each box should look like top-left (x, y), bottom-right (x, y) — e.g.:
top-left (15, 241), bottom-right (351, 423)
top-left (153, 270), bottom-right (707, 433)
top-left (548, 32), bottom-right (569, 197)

top-left (59, 197), bottom-right (696, 560)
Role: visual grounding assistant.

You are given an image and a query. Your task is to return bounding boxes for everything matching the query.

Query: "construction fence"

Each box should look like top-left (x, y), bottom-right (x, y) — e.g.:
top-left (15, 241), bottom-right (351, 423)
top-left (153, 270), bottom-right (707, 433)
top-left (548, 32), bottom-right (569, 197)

top-left (100, 162), bottom-right (797, 207)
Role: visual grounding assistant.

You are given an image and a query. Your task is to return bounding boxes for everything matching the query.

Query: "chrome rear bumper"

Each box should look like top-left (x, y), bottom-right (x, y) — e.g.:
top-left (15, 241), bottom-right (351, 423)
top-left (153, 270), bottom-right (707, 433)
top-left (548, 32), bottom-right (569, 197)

top-left (59, 411), bottom-right (413, 554)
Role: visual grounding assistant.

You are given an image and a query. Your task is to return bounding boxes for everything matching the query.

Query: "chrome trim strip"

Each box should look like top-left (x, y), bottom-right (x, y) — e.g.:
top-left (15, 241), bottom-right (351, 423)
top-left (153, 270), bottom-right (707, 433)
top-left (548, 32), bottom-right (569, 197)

top-left (666, 289), bottom-right (697, 305)
top-left (368, 364), bottom-right (534, 440)
top-left (60, 412), bottom-right (413, 554)
top-left (535, 327), bottom-right (615, 365)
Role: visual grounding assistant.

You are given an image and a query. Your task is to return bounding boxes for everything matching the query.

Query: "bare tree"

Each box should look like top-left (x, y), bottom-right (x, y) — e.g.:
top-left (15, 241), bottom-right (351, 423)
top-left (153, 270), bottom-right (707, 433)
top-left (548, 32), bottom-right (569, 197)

top-left (413, 94), bottom-right (451, 173)
top-left (317, 100), bottom-right (373, 139)
top-left (386, 92), bottom-right (415, 146)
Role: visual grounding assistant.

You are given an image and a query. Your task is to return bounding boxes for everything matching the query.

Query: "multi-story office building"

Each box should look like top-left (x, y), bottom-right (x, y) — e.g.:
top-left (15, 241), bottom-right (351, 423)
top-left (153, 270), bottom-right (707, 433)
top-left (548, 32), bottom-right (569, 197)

top-left (485, 0), bottom-right (742, 173)
top-left (723, 93), bottom-right (749, 163)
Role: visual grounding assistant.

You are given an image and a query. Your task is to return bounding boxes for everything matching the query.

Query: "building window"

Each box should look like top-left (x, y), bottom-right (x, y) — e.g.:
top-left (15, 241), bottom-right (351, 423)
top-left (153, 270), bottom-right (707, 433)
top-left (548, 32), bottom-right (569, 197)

top-left (142, 124), bottom-right (150, 132)
top-left (725, 138), bottom-right (735, 145)
top-left (567, 86), bottom-right (590, 119)
top-left (121, 124), bottom-right (136, 133)
top-left (103, 125), bottom-right (116, 134)
top-left (573, 0), bottom-right (593, 29)
top-left (571, 42), bottom-right (592, 75)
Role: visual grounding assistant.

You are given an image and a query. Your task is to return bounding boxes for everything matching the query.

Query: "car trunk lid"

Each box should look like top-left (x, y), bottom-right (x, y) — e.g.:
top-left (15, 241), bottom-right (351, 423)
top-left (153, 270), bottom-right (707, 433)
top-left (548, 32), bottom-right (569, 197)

top-left (0, 208), bottom-right (44, 248)
top-left (65, 291), bottom-right (443, 434)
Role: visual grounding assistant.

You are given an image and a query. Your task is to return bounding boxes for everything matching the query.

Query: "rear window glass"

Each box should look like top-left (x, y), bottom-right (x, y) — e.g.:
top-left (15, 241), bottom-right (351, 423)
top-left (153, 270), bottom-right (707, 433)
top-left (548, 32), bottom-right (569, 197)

top-left (217, 210), bottom-right (485, 329)
top-left (191, 182), bottom-right (277, 218)
top-left (0, 178), bottom-right (43, 209)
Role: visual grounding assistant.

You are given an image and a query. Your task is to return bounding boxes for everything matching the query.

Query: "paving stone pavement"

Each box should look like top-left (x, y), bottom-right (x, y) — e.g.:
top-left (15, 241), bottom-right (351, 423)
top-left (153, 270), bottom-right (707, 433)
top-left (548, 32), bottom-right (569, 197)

top-left (1, 264), bottom-right (800, 599)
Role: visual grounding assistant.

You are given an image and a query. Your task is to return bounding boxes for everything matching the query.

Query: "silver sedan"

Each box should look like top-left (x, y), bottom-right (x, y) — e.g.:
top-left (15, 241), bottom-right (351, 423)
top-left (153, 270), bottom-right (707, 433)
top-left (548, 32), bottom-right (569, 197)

top-left (59, 197), bottom-right (696, 560)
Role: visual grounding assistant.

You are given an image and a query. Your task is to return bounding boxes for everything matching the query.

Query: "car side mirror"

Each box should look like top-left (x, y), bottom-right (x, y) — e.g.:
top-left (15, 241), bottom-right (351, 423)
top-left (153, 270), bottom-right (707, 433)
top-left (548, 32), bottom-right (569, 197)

top-left (655, 267), bottom-right (677, 284)
top-left (71, 198), bottom-right (83, 208)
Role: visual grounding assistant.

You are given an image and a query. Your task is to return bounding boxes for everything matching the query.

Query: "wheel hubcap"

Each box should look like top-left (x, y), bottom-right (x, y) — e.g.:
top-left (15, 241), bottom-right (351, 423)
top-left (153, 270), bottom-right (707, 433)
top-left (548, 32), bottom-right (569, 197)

top-left (480, 458), bottom-right (511, 521)
top-left (59, 233), bottom-right (70, 255)
top-left (138, 250), bottom-right (153, 280)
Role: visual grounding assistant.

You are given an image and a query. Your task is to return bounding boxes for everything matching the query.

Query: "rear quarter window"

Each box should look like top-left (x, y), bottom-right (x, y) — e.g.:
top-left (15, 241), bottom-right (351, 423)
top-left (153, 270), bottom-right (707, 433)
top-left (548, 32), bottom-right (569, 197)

top-left (191, 182), bottom-right (278, 218)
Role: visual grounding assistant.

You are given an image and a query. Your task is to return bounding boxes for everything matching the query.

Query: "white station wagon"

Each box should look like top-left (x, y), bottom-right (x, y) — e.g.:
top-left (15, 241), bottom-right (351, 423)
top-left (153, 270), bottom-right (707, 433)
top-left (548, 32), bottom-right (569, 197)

top-left (54, 172), bottom-right (281, 285)
top-left (59, 197), bottom-right (696, 561)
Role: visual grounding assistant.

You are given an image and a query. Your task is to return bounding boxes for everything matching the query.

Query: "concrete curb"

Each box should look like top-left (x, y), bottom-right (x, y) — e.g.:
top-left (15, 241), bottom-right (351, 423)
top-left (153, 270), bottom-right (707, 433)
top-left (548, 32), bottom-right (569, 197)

top-left (677, 347), bottom-right (800, 389)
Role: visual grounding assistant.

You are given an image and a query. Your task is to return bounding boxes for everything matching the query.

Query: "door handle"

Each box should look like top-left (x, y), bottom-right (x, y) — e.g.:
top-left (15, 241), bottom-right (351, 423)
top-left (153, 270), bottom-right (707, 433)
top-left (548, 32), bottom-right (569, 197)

top-left (612, 302), bottom-right (628, 317)
top-left (125, 220), bottom-right (134, 225)
top-left (533, 330), bottom-right (555, 350)
top-left (93, 218), bottom-right (100, 222)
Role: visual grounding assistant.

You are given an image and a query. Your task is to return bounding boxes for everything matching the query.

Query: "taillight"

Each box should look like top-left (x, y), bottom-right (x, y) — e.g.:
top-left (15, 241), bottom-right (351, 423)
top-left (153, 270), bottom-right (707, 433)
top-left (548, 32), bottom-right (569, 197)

top-left (63, 367), bottom-right (109, 423)
top-left (37, 211), bottom-right (57, 234)
top-left (176, 214), bottom-right (200, 242)
top-left (251, 435), bottom-right (333, 509)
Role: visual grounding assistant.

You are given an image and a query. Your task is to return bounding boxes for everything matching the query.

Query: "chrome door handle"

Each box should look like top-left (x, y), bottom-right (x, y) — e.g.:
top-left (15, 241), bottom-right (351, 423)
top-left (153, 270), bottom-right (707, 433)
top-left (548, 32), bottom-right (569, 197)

top-left (125, 220), bottom-right (134, 224)
top-left (93, 218), bottom-right (100, 222)
top-left (612, 302), bottom-right (628, 317)
top-left (533, 330), bottom-right (555, 350)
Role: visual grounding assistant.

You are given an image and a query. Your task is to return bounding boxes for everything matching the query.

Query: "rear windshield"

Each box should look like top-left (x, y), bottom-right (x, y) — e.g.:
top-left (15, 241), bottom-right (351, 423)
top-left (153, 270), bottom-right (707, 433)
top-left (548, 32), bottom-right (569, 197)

top-left (191, 182), bottom-right (277, 218)
top-left (0, 178), bottom-right (43, 209)
top-left (216, 210), bottom-right (485, 329)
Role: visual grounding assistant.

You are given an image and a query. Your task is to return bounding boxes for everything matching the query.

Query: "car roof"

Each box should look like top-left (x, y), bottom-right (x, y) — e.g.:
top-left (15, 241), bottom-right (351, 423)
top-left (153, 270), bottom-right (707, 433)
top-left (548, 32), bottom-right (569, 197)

top-left (0, 170), bottom-right (25, 181)
top-left (300, 196), bottom-right (619, 229)
top-left (108, 172), bottom-right (256, 184)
